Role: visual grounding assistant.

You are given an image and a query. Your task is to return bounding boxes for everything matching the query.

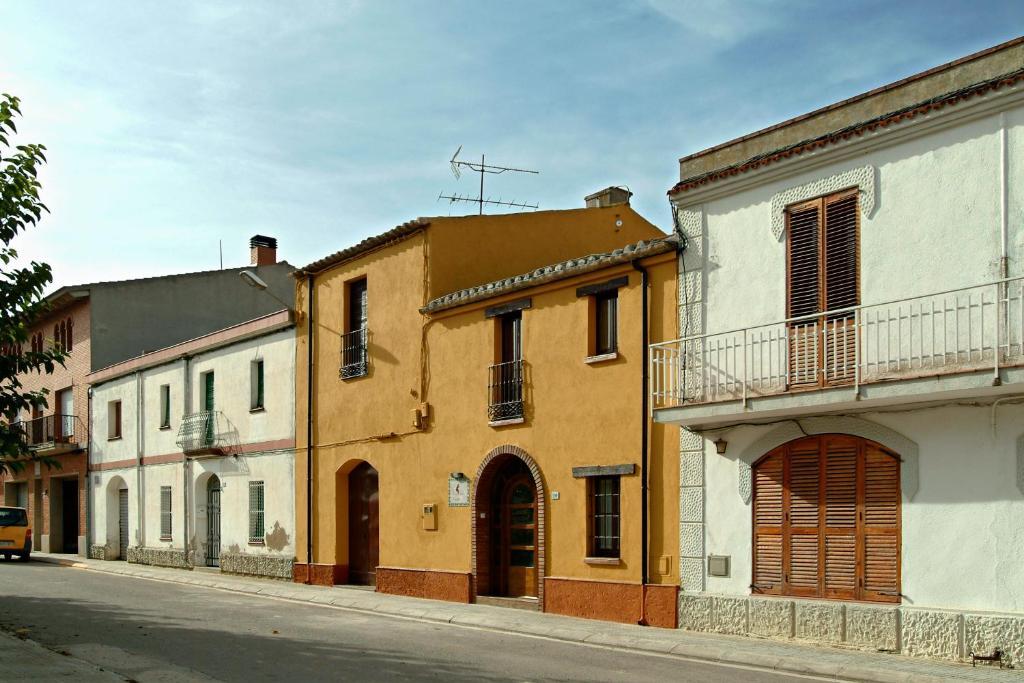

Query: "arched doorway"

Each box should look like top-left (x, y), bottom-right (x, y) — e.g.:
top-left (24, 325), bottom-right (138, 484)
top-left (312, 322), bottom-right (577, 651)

top-left (347, 462), bottom-right (379, 586)
top-left (751, 434), bottom-right (901, 603)
top-left (206, 475), bottom-right (221, 567)
top-left (105, 476), bottom-right (129, 560)
top-left (473, 446), bottom-right (546, 604)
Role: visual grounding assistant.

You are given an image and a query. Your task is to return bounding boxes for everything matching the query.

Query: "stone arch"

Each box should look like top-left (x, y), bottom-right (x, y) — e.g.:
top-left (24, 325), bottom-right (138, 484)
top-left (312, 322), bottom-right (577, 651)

top-left (471, 444), bottom-right (547, 609)
top-left (735, 416), bottom-right (919, 503)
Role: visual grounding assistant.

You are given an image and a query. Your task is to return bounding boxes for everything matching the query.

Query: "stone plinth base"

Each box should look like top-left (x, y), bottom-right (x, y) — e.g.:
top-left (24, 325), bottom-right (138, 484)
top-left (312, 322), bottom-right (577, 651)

top-left (545, 578), bottom-right (678, 629)
top-left (376, 566), bottom-right (472, 603)
top-left (219, 552), bottom-right (293, 580)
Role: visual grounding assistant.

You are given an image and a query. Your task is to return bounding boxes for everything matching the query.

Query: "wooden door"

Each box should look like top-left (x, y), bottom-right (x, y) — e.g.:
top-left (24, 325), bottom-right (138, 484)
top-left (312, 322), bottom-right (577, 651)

top-left (499, 474), bottom-right (537, 598)
top-left (348, 462), bottom-right (379, 586)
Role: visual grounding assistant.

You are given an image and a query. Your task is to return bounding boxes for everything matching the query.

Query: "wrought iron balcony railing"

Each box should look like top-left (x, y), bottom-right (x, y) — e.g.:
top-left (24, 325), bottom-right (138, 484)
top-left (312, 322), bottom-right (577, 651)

top-left (340, 327), bottom-right (368, 379)
top-left (488, 359), bottom-right (524, 422)
top-left (176, 410), bottom-right (228, 455)
top-left (651, 276), bottom-right (1024, 409)
top-left (20, 413), bottom-right (82, 450)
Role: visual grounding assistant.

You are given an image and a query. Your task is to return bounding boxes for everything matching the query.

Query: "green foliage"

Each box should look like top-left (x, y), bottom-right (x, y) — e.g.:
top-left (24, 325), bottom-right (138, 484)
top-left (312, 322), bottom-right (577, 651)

top-left (0, 93), bottom-right (65, 475)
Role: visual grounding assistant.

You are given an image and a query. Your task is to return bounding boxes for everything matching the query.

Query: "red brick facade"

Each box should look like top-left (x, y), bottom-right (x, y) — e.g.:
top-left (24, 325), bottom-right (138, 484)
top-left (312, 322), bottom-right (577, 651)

top-left (0, 299), bottom-right (91, 554)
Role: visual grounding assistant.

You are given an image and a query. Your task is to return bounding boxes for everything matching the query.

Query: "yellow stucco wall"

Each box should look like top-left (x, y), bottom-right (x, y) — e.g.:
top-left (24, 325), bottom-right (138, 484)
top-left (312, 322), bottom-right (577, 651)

top-left (294, 209), bottom-right (678, 590)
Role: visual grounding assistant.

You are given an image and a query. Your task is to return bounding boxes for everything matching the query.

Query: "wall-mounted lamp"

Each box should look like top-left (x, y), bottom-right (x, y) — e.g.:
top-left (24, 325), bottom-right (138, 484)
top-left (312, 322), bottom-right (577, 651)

top-left (714, 438), bottom-right (728, 455)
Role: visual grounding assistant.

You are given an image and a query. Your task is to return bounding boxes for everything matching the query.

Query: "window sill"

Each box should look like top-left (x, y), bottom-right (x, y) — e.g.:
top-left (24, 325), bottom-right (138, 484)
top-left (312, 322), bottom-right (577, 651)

top-left (249, 406), bottom-right (266, 414)
top-left (488, 417), bottom-right (525, 428)
top-left (584, 556), bottom-right (621, 566)
top-left (247, 540), bottom-right (265, 547)
top-left (158, 425), bottom-right (171, 431)
top-left (584, 352), bottom-right (618, 365)
top-left (107, 436), bottom-right (122, 442)
top-left (159, 536), bottom-right (172, 542)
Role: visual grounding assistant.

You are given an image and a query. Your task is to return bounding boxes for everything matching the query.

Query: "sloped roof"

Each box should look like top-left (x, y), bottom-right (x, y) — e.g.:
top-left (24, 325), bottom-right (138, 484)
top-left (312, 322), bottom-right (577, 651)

top-left (421, 234), bottom-right (680, 314)
top-left (294, 219), bottom-right (429, 276)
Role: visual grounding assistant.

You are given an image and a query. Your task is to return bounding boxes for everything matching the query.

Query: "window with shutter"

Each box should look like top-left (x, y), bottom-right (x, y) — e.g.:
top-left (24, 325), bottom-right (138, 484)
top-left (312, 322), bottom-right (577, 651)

top-left (751, 435), bottom-right (900, 603)
top-left (786, 190), bottom-right (859, 388)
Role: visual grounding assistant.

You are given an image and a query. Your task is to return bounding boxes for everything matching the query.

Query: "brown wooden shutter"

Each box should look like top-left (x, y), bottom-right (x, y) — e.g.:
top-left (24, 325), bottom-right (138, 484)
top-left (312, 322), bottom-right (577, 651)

top-left (752, 451), bottom-right (784, 594)
top-left (861, 443), bottom-right (901, 602)
top-left (822, 436), bottom-right (857, 599)
top-left (823, 192), bottom-right (859, 383)
top-left (785, 439), bottom-right (820, 596)
top-left (786, 201), bottom-right (822, 387)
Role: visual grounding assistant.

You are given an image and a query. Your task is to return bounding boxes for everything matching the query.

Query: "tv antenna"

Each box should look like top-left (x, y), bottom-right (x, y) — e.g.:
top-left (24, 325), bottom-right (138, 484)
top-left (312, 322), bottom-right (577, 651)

top-left (439, 146), bottom-right (539, 215)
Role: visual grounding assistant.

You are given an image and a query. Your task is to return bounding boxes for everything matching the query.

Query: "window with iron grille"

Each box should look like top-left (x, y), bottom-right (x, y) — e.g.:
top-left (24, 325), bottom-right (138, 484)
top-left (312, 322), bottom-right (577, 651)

top-left (248, 481), bottom-right (265, 544)
top-left (250, 360), bottom-right (265, 410)
top-left (160, 486), bottom-right (172, 540)
top-left (589, 476), bottom-right (620, 558)
top-left (159, 385), bottom-right (171, 429)
top-left (341, 278), bottom-right (369, 379)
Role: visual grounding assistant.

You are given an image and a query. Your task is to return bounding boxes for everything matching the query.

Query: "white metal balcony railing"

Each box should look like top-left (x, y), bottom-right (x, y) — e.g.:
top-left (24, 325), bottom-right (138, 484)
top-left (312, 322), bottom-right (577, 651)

top-left (651, 277), bottom-right (1024, 409)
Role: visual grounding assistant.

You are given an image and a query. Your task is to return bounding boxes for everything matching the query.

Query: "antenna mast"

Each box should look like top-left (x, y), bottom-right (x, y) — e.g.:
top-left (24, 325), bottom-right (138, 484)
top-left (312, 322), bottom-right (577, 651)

top-left (439, 146), bottom-right (539, 214)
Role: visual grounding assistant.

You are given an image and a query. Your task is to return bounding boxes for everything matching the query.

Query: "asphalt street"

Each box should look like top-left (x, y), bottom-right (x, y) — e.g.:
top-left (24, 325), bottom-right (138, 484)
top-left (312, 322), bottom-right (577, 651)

top-left (0, 560), bottom-right (818, 682)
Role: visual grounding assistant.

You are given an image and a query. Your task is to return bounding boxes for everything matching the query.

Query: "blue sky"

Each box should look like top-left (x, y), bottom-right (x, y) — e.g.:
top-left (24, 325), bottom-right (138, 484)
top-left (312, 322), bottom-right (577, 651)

top-left (2, 1), bottom-right (1022, 288)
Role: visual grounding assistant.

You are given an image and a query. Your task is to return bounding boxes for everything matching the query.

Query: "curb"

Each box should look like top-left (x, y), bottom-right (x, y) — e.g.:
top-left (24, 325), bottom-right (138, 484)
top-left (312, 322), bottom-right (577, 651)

top-left (31, 555), bottom-right (1001, 683)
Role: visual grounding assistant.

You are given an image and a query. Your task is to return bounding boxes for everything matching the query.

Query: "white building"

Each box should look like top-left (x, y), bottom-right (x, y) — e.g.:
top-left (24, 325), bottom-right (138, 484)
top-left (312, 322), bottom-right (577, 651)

top-left (653, 39), bottom-right (1024, 664)
top-left (87, 310), bottom-right (296, 580)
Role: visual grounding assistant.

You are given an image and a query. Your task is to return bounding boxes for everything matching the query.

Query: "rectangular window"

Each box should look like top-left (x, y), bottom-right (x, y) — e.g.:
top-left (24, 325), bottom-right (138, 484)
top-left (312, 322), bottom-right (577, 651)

top-left (786, 189), bottom-right (859, 387)
top-left (250, 360), bottom-right (265, 411)
top-left (248, 481), bottom-right (265, 544)
top-left (159, 385), bottom-right (171, 429)
top-left (107, 400), bottom-right (122, 440)
top-left (159, 486), bottom-right (172, 540)
top-left (589, 476), bottom-right (621, 558)
top-left (341, 278), bottom-right (369, 379)
top-left (594, 290), bottom-right (618, 356)
top-left (488, 311), bottom-right (524, 422)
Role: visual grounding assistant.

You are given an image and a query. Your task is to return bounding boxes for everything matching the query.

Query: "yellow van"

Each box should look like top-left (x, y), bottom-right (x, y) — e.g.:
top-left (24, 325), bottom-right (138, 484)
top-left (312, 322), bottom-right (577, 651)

top-left (0, 506), bottom-right (31, 561)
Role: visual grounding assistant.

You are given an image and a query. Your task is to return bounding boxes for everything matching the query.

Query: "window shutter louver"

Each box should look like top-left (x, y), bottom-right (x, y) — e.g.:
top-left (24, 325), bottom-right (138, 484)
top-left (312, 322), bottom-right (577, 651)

top-left (862, 444), bottom-right (901, 602)
top-left (787, 202), bottom-right (822, 387)
top-left (752, 435), bottom-right (901, 603)
top-left (823, 193), bottom-right (858, 383)
top-left (752, 451), bottom-right (784, 594)
top-left (786, 441), bottom-right (820, 595)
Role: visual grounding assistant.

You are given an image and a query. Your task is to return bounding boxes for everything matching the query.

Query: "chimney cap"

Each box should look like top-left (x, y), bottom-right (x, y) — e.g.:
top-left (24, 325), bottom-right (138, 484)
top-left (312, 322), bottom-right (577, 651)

top-left (250, 234), bottom-right (278, 249)
top-left (585, 186), bottom-right (632, 208)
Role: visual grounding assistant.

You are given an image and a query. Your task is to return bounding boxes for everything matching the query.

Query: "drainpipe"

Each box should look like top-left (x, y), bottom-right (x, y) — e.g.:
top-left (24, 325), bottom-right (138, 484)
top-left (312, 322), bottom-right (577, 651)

top-left (135, 370), bottom-right (144, 558)
top-left (632, 260), bottom-right (650, 625)
top-left (183, 355), bottom-right (191, 566)
top-left (305, 275), bottom-right (314, 583)
top-left (999, 111), bottom-right (1009, 280)
top-left (85, 386), bottom-right (92, 557)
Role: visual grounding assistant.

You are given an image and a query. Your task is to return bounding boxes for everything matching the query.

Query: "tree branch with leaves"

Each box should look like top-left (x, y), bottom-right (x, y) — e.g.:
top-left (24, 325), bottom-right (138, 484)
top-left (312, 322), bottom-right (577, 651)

top-left (0, 93), bottom-right (66, 475)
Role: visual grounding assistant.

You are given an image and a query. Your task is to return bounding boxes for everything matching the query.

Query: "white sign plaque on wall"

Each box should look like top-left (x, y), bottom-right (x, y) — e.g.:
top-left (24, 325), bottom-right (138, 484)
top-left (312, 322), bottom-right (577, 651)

top-left (448, 475), bottom-right (470, 507)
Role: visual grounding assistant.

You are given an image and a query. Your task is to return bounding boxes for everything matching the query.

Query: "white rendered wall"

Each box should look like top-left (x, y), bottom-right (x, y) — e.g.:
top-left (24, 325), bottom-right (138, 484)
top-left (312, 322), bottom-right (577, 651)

top-left (686, 103), bottom-right (1024, 338)
top-left (702, 405), bottom-right (1024, 614)
top-left (90, 374), bottom-right (138, 466)
top-left (90, 467), bottom-right (138, 556)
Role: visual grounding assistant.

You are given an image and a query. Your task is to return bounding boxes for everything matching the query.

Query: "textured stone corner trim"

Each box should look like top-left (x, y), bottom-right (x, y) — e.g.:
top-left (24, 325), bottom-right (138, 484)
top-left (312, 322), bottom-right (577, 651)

top-left (737, 416), bottom-right (920, 500)
top-left (1016, 432), bottom-right (1024, 496)
top-left (769, 165), bottom-right (876, 241)
top-left (738, 459), bottom-right (752, 504)
top-left (675, 207), bottom-right (703, 240)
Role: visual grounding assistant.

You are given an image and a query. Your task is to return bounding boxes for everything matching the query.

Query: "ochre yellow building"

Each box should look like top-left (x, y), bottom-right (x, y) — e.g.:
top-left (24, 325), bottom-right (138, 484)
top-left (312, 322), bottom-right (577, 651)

top-left (293, 191), bottom-right (681, 626)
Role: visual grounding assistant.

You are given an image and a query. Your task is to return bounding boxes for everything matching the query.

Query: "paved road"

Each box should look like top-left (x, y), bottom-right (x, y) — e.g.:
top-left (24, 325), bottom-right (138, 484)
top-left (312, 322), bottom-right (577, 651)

top-left (0, 561), bottom-right (813, 682)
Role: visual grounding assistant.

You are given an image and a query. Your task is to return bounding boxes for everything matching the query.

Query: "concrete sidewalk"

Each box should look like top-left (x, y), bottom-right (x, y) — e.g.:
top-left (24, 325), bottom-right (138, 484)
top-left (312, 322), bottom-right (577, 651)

top-left (0, 629), bottom-right (122, 681)
top-left (34, 553), bottom-right (1019, 683)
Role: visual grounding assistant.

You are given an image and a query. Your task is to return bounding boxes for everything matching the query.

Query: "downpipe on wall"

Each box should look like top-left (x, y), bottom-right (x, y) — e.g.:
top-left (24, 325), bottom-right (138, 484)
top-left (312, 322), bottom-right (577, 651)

top-left (305, 275), bottom-right (314, 584)
top-left (631, 259), bottom-right (650, 626)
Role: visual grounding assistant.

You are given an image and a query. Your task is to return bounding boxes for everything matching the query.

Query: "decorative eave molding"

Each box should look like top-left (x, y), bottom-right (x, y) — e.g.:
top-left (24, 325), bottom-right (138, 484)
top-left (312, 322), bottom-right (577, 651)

top-left (734, 416), bottom-right (920, 504)
top-left (769, 165), bottom-right (875, 240)
top-left (671, 83), bottom-right (1024, 211)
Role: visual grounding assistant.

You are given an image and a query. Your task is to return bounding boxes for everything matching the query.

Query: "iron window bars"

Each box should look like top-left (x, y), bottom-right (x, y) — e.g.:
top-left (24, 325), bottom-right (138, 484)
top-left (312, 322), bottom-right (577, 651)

top-left (159, 486), bottom-right (172, 540)
top-left (487, 359), bottom-right (524, 422)
top-left (248, 481), bottom-right (265, 544)
top-left (340, 327), bottom-right (368, 379)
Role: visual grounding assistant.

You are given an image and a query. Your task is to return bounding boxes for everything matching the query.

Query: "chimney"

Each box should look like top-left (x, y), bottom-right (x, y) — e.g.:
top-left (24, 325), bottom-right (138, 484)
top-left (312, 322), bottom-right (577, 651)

top-left (585, 186), bottom-right (632, 208)
top-left (250, 235), bottom-right (278, 266)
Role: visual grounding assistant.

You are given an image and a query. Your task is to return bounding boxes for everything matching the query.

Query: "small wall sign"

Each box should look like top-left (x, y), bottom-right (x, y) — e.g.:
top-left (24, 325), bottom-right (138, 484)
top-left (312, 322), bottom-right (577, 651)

top-left (448, 474), bottom-right (470, 507)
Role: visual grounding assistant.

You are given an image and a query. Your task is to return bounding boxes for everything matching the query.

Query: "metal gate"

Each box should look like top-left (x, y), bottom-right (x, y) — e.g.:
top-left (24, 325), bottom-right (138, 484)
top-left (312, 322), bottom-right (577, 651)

top-left (118, 489), bottom-right (129, 560)
top-left (206, 483), bottom-right (221, 567)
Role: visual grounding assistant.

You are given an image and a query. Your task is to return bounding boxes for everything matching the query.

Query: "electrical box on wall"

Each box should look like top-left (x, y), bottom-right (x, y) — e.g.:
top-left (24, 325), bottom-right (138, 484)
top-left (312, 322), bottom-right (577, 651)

top-left (422, 503), bottom-right (437, 530)
top-left (708, 555), bottom-right (730, 577)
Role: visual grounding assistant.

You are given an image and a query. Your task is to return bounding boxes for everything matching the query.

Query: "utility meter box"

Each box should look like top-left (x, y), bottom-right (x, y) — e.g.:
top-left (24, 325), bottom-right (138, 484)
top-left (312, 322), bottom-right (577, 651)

top-left (422, 503), bottom-right (437, 531)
